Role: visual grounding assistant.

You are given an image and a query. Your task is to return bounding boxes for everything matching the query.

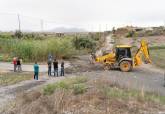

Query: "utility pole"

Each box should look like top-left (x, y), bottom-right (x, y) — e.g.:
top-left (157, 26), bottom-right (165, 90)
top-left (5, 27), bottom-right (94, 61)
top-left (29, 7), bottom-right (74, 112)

top-left (40, 19), bottom-right (44, 32)
top-left (17, 14), bottom-right (21, 31)
top-left (99, 24), bottom-right (101, 32)
top-left (91, 25), bottom-right (93, 32)
top-left (164, 72), bottom-right (165, 87)
top-left (99, 24), bottom-right (101, 38)
top-left (106, 24), bottom-right (108, 31)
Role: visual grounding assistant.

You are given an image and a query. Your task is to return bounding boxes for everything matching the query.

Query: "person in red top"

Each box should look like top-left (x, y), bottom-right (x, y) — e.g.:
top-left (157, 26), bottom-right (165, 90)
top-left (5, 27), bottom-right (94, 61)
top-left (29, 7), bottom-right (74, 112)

top-left (13, 57), bottom-right (17, 72)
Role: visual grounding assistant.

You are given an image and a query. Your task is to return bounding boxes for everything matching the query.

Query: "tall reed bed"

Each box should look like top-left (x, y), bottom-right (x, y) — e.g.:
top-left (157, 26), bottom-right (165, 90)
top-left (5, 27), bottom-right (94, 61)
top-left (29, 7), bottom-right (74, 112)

top-left (0, 37), bottom-right (77, 62)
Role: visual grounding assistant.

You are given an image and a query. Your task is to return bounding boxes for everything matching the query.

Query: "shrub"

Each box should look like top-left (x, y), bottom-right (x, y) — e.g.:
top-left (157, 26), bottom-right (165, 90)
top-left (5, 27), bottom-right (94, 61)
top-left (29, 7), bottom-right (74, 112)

top-left (73, 83), bottom-right (87, 95)
top-left (72, 36), bottom-right (96, 50)
top-left (43, 80), bottom-right (73, 95)
top-left (149, 45), bottom-right (165, 50)
top-left (22, 33), bottom-right (45, 40)
top-left (43, 77), bottom-right (88, 95)
top-left (14, 30), bottom-right (23, 39)
top-left (73, 76), bottom-right (88, 84)
top-left (89, 33), bottom-right (100, 41)
top-left (126, 31), bottom-right (135, 37)
top-left (0, 37), bottom-right (77, 62)
top-left (150, 49), bottom-right (165, 69)
top-left (43, 84), bottom-right (58, 95)
top-left (0, 33), bottom-right (13, 39)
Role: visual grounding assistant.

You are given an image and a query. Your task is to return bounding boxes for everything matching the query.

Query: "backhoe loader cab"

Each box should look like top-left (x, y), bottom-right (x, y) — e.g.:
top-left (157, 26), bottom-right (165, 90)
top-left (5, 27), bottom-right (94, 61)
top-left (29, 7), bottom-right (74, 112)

top-left (115, 45), bottom-right (133, 72)
top-left (115, 45), bottom-right (132, 61)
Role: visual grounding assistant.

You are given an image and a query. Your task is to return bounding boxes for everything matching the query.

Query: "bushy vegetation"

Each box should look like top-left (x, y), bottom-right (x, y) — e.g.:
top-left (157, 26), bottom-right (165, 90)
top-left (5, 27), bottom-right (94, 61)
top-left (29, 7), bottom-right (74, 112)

top-left (0, 32), bottom-right (101, 62)
top-left (22, 33), bottom-right (45, 40)
top-left (73, 83), bottom-right (87, 95)
top-left (150, 49), bottom-right (165, 69)
top-left (0, 37), bottom-right (78, 62)
top-left (0, 32), bottom-right (47, 40)
top-left (0, 54), bottom-right (12, 62)
top-left (14, 31), bottom-right (23, 39)
top-left (72, 36), bottom-right (97, 51)
top-left (126, 31), bottom-right (135, 38)
top-left (43, 76), bottom-right (88, 95)
top-left (149, 45), bottom-right (165, 50)
top-left (147, 45), bottom-right (165, 69)
top-left (0, 32), bottom-right (14, 39)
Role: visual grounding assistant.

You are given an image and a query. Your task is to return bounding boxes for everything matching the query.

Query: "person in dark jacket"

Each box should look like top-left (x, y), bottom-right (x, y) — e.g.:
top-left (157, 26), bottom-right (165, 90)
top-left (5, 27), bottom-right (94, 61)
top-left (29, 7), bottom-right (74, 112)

top-left (34, 62), bottom-right (39, 80)
top-left (20, 58), bottom-right (23, 71)
top-left (53, 59), bottom-right (58, 76)
top-left (47, 59), bottom-right (52, 76)
top-left (17, 58), bottom-right (21, 72)
top-left (60, 61), bottom-right (64, 76)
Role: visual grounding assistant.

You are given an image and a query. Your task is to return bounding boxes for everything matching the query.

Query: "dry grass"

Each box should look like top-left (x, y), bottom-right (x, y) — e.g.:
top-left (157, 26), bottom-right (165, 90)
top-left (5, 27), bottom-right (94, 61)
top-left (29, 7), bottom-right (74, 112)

top-left (150, 49), bottom-right (165, 69)
top-left (5, 76), bottom-right (165, 114)
top-left (0, 72), bottom-right (33, 86)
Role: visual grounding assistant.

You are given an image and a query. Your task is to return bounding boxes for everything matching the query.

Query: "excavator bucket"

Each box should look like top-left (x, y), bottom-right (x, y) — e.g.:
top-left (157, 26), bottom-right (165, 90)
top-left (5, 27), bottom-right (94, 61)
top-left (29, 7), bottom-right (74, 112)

top-left (140, 39), bottom-right (152, 64)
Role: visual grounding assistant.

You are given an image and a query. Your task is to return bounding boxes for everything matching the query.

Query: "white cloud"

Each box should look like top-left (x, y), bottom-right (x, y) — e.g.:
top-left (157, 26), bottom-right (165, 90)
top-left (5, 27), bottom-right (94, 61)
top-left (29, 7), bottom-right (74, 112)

top-left (0, 0), bottom-right (165, 31)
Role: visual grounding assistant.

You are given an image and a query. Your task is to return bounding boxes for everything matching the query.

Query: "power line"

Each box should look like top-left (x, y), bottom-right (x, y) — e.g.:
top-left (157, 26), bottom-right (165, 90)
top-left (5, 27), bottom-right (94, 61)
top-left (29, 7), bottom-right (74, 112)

top-left (0, 12), bottom-right (17, 15)
top-left (0, 12), bottom-right (88, 31)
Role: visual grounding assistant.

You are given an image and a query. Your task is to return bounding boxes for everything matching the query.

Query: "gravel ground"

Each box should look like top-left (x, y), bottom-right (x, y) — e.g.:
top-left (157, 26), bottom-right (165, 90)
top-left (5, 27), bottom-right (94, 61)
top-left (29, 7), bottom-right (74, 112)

top-left (81, 68), bottom-right (165, 95)
top-left (70, 55), bottom-right (165, 95)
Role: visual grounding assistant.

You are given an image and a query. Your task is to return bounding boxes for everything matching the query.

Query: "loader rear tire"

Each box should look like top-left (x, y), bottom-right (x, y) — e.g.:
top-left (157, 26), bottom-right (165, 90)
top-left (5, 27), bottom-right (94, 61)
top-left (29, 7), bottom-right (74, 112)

top-left (119, 61), bottom-right (131, 72)
top-left (104, 64), bottom-right (111, 70)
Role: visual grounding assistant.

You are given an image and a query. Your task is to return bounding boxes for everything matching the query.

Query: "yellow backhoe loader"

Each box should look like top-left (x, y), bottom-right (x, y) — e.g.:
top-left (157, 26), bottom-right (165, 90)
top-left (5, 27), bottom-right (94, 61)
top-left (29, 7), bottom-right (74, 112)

top-left (94, 39), bottom-right (152, 72)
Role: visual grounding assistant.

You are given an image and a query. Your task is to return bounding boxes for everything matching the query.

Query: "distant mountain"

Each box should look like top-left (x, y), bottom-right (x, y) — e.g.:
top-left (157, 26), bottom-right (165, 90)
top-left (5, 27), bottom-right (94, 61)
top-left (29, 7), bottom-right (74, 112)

top-left (49, 27), bottom-right (87, 33)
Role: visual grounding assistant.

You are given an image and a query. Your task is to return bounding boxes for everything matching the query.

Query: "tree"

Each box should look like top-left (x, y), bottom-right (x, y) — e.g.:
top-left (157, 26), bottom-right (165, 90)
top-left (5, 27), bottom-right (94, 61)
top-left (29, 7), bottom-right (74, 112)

top-left (14, 30), bottom-right (23, 39)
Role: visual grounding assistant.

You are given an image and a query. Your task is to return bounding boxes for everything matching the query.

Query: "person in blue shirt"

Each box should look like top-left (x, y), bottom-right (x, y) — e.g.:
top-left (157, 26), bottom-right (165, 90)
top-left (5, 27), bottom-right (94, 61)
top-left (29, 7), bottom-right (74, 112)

top-left (34, 62), bottom-right (39, 80)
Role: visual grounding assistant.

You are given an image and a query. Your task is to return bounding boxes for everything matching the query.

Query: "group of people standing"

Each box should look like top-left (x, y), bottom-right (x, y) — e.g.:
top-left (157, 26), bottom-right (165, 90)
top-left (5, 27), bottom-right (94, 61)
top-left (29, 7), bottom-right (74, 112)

top-left (33, 58), bottom-right (65, 80)
top-left (48, 59), bottom-right (65, 77)
top-left (12, 54), bottom-right (65, 80)
top-left (13, 57), bottom-right (22, 72)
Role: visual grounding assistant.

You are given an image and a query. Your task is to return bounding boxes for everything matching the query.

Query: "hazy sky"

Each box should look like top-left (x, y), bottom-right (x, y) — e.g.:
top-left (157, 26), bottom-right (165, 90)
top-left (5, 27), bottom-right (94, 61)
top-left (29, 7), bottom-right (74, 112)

top-left (0, 0), bottom-right (165, 31)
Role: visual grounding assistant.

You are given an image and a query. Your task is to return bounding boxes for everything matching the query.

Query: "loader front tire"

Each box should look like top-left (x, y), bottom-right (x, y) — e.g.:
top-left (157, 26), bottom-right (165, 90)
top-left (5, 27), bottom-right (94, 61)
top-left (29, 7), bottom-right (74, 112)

top-left (119, 61), bottom-right (131, 72)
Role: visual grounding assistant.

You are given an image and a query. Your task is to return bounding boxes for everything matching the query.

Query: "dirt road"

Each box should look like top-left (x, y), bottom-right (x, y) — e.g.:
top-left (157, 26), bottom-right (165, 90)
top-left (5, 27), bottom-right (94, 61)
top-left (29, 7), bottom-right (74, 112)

top-left (0, 62), bottom-right (70, 72)
top-left (95, 35), bottom-right (114, 56)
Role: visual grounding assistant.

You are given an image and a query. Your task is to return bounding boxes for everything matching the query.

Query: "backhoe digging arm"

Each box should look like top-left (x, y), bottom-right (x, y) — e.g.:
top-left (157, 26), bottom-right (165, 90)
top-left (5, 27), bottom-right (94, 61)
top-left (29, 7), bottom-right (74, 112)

top-left (133, 39), bottom-right (152, 66)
